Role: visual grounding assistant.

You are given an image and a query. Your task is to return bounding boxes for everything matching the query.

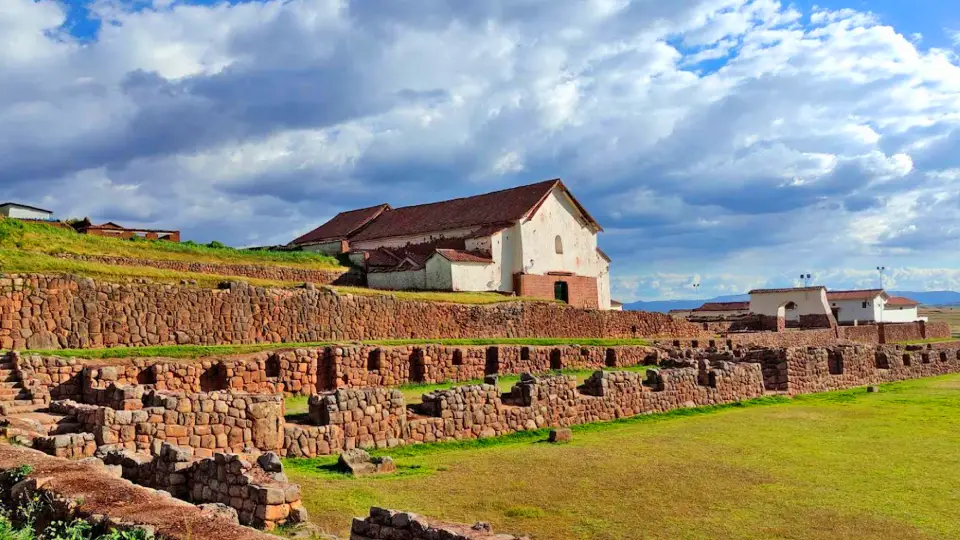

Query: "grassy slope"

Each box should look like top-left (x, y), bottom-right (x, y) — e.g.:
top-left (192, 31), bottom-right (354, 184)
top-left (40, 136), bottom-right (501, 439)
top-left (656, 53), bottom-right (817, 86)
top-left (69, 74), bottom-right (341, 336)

top-left (286, 375), bottom-right (960, 540)
top-left (37, 338), bottom-right (653, 360)
top-left (0, 220), bottom-right (543, 304)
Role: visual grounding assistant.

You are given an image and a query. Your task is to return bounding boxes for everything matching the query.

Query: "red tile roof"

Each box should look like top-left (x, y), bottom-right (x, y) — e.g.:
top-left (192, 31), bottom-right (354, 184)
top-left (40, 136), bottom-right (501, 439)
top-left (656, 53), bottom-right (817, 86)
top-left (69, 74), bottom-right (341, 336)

top-left (749, 286), bottom-right (826, 294)
top-left (886, 296), bottom-right (919, 306)
top-left (348, 179), bottom-right (601, 242)
top-left (826, 289), bottom-right (886, 301)
top-left (695, 301), bottom-right (749, 312)
top-left (292, 204), bottom-right (389, 245)
top-left (434, 249), bottom-right (494, 263)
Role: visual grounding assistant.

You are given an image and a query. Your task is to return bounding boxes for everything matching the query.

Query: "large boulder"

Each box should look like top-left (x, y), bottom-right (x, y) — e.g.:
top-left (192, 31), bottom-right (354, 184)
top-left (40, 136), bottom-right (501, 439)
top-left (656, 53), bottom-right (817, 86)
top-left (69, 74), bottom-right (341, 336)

top-left (337, 449), bottom-right (396, 476)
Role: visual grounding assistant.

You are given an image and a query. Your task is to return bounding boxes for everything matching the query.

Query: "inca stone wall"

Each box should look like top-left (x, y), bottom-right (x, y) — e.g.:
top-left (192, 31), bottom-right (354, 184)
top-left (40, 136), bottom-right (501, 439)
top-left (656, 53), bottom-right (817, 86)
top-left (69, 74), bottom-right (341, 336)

top-left (54, 254), bottom-right (363, 286)
top-left (351, 507), bottom-right (521, 540)
top-left (0, 274), bottom-right (705, 350)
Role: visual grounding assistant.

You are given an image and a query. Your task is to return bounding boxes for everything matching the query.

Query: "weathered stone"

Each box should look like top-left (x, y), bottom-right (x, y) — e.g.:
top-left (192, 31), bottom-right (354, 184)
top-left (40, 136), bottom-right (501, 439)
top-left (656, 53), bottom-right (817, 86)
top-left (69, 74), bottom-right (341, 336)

top-left (548, 428), bottom-right (572, 443)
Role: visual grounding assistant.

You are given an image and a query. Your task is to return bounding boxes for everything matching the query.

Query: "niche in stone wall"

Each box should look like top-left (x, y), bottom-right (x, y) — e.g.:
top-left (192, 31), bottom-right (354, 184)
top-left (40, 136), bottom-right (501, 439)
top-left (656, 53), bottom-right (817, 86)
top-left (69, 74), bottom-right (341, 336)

top-left (200, 363), bottom-right (228, 392)
top-left (827, 350), bottom-right (844, 375)
top-left (484, 347), bottom-right (499, 375)
top-left (922, 353), bottom-right (931, 364)
top-left (137, 366), bottom-right (157, 386)
top-left (902, 353), bottom-right (912, 367)
top-left (580, 347), bottom-right (590, 357)
top-left (409, 350), bottom-right (426, 383)
top-left (550, 349), bottom-right (563, 370)
top-left (605, 348), bottom-right (617, 368)
top-left (875, 352), bottom-right (890, 370)
top-left (940, 352), bottom-right (948, 363)
top-left (452, 349), bottom-right (464, 366)
top-left (708, 372), bottom-right (718, 388)
top-left (520, 347), bottom-right (530, 361)
top-left (265, 355), bottom-right (281, 378)
top-left (367, 350), bottom-right (382, 372)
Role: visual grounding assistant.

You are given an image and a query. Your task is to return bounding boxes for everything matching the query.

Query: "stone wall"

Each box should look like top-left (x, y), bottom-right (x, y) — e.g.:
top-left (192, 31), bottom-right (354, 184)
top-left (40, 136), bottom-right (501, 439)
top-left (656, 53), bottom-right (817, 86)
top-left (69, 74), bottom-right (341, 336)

top-left (102, 443), bottom-right (306, 530)
top-left (0, 274), bottom-right (705, 350)
top-left (0, 445), bottom-right (278, 540)
top-left (51, 389), bottom-right (284, 457)
top-left (54, 254), bottom-right (362, 286)
top-left (351, 507), bottom-right (520, 540)
top-left (284, 360), bottom-right (765, 456)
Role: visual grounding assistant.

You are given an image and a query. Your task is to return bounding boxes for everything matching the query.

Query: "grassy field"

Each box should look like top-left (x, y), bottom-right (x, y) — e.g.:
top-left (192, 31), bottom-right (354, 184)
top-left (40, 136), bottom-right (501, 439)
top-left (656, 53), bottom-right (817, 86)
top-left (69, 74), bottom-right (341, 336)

top-left (283, 364), bottom-right (653, 416)
top-left (36, 338), bottom-right (653, 360)
top-left (921, 307), bottom-right (960, 338)
top-left (286, 375), bottom-right (960, 540)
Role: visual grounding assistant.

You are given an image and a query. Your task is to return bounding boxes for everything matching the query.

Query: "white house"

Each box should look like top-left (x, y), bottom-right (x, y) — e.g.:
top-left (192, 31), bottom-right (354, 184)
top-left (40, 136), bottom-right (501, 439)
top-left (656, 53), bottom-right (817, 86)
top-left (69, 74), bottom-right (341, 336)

top-left (749, 287), bottom-right (832, 323)
top-left (0, 203), bottom-right (53, 221)
top-left (291, 179), bottom-right (612, 309)
top-left (826, 290), bottom-right (924, 324)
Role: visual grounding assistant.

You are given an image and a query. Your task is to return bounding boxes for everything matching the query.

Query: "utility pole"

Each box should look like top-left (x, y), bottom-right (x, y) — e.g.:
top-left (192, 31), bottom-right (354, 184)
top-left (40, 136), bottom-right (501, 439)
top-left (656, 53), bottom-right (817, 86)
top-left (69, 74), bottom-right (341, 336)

top-left (877, 266), bottom-right (887, 324)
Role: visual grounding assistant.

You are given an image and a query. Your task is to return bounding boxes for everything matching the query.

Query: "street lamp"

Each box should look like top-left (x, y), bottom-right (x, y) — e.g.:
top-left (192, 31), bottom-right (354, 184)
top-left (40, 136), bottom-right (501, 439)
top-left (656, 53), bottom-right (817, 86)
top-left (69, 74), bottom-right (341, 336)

top-left (877, 266), bottom-right (886, 289)
top-left (800, 273), bottom-right (812, 287)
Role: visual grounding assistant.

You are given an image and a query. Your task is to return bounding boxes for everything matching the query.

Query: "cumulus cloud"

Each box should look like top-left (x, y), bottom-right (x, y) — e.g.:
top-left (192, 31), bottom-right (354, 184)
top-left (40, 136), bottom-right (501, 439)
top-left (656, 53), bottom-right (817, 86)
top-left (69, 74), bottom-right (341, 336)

top-left (1, 0), bottom-right (959, 300)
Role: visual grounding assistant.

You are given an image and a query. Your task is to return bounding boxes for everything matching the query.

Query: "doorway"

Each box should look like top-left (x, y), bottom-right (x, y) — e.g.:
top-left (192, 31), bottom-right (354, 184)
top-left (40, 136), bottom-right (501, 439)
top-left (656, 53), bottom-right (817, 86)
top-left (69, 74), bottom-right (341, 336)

top-left (554, 281), bottom-right (569, 304)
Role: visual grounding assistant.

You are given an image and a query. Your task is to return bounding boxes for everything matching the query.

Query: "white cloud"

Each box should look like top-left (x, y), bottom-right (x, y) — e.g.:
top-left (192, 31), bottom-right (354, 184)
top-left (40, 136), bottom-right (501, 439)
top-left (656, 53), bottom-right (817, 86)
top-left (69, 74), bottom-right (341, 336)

top-left (1, 0), bottom-right (959, 296)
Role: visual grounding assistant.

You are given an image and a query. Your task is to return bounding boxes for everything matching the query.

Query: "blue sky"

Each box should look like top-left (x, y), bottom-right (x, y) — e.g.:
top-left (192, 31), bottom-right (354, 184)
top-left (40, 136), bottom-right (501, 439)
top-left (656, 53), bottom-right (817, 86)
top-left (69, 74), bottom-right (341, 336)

top-left (3, 0), bottom-right (960, 301)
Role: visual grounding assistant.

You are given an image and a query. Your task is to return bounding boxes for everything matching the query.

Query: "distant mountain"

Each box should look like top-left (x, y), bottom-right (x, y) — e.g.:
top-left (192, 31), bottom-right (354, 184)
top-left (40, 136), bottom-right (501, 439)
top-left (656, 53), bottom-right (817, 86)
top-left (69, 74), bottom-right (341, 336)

top-left (889, 291), bottom-right (960, 307)
top-left (625, 290), bottom-right (960, 312)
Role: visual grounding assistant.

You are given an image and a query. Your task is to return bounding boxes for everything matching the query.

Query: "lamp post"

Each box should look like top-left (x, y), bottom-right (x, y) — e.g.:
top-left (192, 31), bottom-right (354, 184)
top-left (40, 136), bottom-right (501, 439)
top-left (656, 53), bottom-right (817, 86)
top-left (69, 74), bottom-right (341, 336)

top-left (692, 282), bottom-right (700, 298)
top-left (800, 273), bottom-right (812, 287)
top-left (877, 266), bottom-right (887, 323)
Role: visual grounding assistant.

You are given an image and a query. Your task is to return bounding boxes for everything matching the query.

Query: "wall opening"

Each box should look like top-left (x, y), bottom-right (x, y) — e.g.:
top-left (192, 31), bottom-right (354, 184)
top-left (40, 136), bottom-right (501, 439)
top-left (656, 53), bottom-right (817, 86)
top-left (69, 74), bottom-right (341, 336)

top-left (691, 340), bottom-right (699, 348)
top-left (708, 372), bottom-right (718, 388)
top-left (580, 347), bottom-right (590, 357)
top-left (520, 347), bottom-right (530, 361)
top-left (200, 363), bottom-right (228, 392)
top-left (265, 355), bottom-right (281, 378)
top-left (902, 353), bottom-right (912, 367)
top-left (367, 349), bottom-right (381, 371)
top-left (409, 350), bottom-right (426, 383)
top-left (605, 348), bottom-right (617, 367)
top-left (554, 281), bottom-right (569, 304)
top-left (485, 347), bottom-right (500, 375)
top-left (922, 353), bottom-right (931, 364)
top-left (874, 352), bottom-right (890, 370)
top-left (137, 367), bottom-right (156, 386)
top-left (554, 235), bottom-right (564, 254)
top-left (827, 350), bottom-right (844, 375)
top-left (939, 352), bottom-right (948, 363)
top-left (453, 349), bottom-right (464, 366)
top-left (550, 349), bottom-right (563, 370)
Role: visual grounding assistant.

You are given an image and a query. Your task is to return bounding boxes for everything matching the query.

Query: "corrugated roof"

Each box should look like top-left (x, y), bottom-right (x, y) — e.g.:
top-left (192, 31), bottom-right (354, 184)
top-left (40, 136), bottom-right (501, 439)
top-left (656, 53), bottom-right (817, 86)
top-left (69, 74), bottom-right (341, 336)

top-left (749, 286), bottom-right (826, 294)
top-left (434, 249), bottom-right (494, 264)
top-left (886, 296), bottom-right (919, 306)
top-left (695, 302), bottom-right (750, 312)
top-left (292, 204), bottom-right (390, 245)
top-left (826, 289), bottom-right (886, 301)
top-left (349, 179), bottom-right (601, 242)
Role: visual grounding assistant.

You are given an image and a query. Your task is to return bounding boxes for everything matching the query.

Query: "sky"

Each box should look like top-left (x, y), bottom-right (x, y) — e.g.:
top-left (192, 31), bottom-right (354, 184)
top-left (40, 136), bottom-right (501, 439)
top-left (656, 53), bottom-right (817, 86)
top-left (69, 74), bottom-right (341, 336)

top-left (2, 0), bottom-right (960, 302)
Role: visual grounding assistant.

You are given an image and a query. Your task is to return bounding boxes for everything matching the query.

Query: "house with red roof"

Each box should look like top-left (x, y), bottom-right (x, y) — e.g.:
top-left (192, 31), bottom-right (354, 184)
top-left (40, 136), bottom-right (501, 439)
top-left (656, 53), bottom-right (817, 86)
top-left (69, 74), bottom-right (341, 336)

top-left (748, 286), bottom-right (924, 325)
top-left (290, 179), bottom-right (612, 309)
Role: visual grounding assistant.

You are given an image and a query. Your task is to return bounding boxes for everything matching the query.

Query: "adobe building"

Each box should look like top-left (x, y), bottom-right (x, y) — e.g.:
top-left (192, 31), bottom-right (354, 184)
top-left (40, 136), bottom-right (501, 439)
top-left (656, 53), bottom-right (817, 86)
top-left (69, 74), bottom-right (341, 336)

top-left (290, 179), bottom-right (613, 309)
top-left (72, 219), bottom-right (180, 242)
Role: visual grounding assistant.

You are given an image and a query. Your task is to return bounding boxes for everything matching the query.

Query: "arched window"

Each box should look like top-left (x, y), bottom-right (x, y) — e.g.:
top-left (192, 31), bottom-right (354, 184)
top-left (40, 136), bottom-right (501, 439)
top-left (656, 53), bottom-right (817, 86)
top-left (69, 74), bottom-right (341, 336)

top-left (554, 235), bottom-right (563, 254)
top-left (784, 301), bottom-right (797, 310)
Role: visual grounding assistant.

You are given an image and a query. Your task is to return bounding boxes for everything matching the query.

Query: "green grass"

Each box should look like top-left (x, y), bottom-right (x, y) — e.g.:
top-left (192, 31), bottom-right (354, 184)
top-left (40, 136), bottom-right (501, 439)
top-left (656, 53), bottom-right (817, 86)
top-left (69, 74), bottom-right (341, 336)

top-left (0, 218), bottom-right (342, 268)
top-left (896, 337), bottom-right (959, 345)
top-left (920, 307), bottom-right (960, 339)
top-left (286, 375), bottom-right (960, 539)
top-left (36, 338), bottom-right (653, 360)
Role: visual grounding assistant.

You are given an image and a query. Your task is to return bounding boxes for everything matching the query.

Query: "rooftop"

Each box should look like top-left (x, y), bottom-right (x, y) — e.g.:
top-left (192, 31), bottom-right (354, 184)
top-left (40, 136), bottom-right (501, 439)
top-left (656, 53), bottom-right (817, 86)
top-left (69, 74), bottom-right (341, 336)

top-left (695, 301), bottom-right (750, 312)
top-left (748, 286), bottom-right (826, 294)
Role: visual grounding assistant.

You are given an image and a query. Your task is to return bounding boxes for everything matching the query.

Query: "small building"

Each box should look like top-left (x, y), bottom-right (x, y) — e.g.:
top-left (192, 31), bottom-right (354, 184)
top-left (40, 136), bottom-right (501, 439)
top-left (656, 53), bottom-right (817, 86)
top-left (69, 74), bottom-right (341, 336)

top-left (0, 202), bottom-right (54, 221)
top-left (748, 286), bottom-right (833, 326)
top-left (610, 300), bottom-right (624, 311)
top-left (826, 290), bottom-right (924, 324)
top-left (72, 219), bottom-right (180, 242)
top-left (290, 179), bottom-right (612, 309)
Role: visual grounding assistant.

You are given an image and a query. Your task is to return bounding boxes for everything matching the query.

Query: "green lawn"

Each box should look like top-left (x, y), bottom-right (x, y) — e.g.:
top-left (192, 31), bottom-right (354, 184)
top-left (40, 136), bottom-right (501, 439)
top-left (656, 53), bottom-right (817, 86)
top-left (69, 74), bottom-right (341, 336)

top-left (286, 375), bottom-right (960, 540)
top-left (36, 338), bottom-right (653, 360)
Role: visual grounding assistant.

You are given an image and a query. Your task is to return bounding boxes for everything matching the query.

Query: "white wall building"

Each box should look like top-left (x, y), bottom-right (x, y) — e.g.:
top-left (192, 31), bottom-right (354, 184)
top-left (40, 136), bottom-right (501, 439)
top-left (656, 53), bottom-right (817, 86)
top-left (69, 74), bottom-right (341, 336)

top-left (749, 287), bottom-right (832, 322)
top-left (0, 203), bottom-right (53, 221)
top-left (290, 179), bottom-right (612, 309)
top-left (749, 287), bottom-right (925, 325)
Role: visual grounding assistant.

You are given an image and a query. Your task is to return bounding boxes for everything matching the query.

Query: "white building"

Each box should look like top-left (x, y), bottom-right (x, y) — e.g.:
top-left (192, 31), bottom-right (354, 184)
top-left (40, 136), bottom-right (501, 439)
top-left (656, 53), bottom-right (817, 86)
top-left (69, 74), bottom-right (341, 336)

top-left (0, 203), bottom-right (53, 221)
top-left (748, 286), bottom-right (925, 325)
top-left (291, 179), bottom-right (612, 309)
top-left (826, 290), bottom-right (924, 324)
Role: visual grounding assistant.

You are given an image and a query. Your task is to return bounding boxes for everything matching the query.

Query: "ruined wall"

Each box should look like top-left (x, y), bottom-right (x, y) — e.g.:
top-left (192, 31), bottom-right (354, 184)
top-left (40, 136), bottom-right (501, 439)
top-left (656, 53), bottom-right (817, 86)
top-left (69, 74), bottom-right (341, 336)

top-left (54, 254), bottom-right (362, 286)
top-left (351, 508), bottom-right (518, 540)
top-left (51, 390), bottom-right (284, 457)
top-left (0, 274), bottom-right (705, 350)
top-left (285, 361), bottom-right (765, 456)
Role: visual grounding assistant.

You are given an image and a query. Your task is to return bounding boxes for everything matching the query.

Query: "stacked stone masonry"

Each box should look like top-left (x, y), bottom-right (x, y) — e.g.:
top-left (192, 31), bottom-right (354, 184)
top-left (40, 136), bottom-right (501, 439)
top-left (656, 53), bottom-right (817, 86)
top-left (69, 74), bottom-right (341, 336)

top-left (0, 274), bottom-right (705, 350)
top-left (352, 507), bottom-right (521, 540)
top-left (54, 254), bottom-right (364, 286)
